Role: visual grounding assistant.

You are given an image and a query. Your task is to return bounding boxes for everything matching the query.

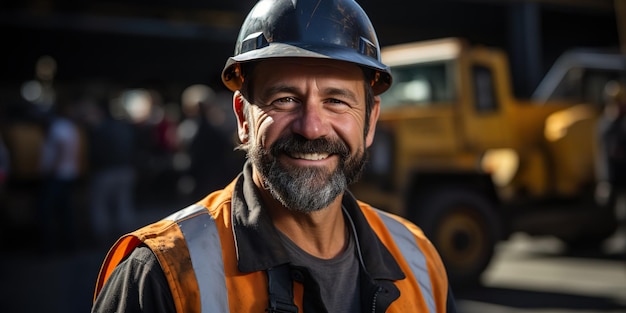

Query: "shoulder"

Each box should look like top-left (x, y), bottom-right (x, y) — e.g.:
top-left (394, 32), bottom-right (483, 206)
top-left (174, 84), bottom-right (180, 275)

top-left (119, 245), bottom-right (162, 271)
top-left (93, 245), bottom-right (175, 313)
top-left (357, 200), bottom-right (452, 307)
top-left (356, 200), bottom-right (446, 273)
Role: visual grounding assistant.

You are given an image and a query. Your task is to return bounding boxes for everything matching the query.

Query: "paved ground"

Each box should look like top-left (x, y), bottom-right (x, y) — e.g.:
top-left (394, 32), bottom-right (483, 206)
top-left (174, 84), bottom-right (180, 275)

top-left (456, 230), bottom-right (626, 313)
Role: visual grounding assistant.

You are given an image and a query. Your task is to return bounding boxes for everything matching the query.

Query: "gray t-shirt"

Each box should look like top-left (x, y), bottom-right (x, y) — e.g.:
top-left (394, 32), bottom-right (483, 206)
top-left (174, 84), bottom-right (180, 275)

top-left (278, 229), bottom-right (361, 313)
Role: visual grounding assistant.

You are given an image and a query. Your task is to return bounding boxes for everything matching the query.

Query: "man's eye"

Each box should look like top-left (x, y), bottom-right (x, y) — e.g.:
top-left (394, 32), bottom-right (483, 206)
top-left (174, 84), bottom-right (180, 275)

top-left (327, 99), bottom-right (346, 104)
top-left (271, 97), bottom-right (299, 108)
top-left (275, 97), bottom-right (295, 103)
top-left (325, 99), bottom-right (351, 112)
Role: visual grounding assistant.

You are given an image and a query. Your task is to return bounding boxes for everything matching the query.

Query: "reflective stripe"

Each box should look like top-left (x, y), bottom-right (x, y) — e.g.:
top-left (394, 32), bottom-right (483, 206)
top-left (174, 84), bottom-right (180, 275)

top-left (377, 211), bottom-right (435, 313)
top-left (166, 204), bottom-right (230, 313)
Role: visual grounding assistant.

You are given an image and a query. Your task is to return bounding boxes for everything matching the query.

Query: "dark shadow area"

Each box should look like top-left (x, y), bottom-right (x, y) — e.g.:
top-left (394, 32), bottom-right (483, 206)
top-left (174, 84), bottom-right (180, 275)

top-left (0, 198), bottom-right (187, 313)
top-left (456, 285), bottom-right (626, 311)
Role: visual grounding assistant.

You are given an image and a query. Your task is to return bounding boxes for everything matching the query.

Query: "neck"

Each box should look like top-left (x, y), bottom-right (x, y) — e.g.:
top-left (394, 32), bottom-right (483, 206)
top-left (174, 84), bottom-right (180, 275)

top-left (274, 198), bottom-right (347, 259)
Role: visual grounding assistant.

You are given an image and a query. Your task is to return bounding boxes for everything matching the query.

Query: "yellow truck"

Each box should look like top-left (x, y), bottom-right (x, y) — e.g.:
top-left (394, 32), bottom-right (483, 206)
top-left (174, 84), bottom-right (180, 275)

top-left (351, 37), bottom-right (620, 286)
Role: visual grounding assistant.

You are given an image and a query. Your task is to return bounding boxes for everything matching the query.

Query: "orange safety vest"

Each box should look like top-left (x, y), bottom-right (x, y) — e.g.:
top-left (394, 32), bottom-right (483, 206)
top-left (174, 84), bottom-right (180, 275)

top-left (94, 171), bottom-right (450, 312)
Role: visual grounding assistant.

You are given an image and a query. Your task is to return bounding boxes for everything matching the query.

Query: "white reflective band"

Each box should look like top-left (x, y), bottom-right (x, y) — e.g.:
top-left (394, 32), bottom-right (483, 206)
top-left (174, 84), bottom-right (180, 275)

top-left (377, 211), bottom-right (435, 313)
top-left (168, 204), bottom-right (230, 313)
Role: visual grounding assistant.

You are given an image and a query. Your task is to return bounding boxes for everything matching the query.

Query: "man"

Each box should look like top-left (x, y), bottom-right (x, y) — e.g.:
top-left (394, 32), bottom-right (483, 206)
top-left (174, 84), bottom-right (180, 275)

top-left (38, 102), bottom-right (81, 253)
top-left (92, 0), bottom-right (457, 312)
top-left (597, 81), bottom-right (626, 208)
top-left (83, 96), bottom-right (137, 246)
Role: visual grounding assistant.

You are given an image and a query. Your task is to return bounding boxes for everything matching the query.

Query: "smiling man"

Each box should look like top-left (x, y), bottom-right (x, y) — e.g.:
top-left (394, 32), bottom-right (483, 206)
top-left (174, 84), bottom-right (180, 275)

top-left (92, 1), bottom-right (456, 312)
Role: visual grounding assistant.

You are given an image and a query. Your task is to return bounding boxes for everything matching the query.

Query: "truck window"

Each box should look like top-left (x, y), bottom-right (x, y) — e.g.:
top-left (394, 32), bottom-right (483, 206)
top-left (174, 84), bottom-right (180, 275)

top-left (472, 65), bottom-right (499, 112)
top-left (549, 67), bottom-right (625, 108)
top-left (380, 61), bottom-right (455, 109)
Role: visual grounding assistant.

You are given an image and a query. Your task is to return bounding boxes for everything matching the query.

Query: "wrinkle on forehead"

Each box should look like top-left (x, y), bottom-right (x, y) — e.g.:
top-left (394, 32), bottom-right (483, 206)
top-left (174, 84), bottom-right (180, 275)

top-left (250, 58), bottom-right (365, 99)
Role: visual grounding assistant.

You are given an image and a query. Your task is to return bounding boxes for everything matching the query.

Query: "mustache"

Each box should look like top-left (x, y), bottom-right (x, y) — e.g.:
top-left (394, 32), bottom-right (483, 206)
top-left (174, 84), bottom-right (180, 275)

top-left (270, 135), bottom-right (350, 159)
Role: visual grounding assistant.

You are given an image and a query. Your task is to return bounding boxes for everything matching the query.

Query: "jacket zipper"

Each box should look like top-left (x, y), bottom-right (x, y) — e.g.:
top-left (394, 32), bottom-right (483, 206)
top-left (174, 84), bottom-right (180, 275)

top-left (370, 286), bottom-right (382, 313)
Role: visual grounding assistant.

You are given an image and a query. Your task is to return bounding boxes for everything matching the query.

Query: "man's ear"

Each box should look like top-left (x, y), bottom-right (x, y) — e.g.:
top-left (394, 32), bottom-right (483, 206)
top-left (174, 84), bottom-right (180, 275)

top-left (365, 96), bottom-right (380, 147)
top-left (233, 91), bottom-right (249, 143)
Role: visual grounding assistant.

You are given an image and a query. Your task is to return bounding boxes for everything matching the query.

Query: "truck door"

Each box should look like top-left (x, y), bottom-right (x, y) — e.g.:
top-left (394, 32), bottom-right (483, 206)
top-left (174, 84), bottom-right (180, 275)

top-left (461, 56), bottom-right (510, 149)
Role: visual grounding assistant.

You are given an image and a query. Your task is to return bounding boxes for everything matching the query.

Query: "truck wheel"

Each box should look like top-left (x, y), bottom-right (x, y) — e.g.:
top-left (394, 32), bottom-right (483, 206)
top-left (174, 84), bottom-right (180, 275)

top-left (411, 188), bottom-right (500, 288)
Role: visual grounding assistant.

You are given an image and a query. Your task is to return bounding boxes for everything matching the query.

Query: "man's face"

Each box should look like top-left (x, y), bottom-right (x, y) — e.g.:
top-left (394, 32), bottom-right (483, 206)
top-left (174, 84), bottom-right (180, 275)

top-left (235, 58), bottom-right (380, 213)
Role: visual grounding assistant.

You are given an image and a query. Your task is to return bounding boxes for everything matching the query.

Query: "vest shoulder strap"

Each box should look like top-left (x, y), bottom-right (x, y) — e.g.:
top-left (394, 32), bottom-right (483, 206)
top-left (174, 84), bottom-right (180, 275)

top-left (164, 204), bottom-right (229, 313)
top-left (376, 210), bottom-right (436, 313)
top-left (266, 265), bottom-right (299, 313)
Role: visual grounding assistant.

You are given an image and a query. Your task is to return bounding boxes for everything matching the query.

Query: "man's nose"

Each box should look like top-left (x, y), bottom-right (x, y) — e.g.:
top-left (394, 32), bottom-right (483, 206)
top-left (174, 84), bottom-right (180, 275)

top-left (291, 103), bottom-right (330, 140)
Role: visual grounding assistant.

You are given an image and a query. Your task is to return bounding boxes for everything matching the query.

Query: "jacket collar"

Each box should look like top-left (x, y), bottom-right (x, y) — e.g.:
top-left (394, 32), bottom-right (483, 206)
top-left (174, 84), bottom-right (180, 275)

top-left (231, 161), bottom-right (404, 281)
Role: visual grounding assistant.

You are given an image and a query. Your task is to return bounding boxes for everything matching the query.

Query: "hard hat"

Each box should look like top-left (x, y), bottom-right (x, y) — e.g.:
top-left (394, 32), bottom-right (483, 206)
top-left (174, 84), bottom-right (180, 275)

top-left (221, 0), bottom-right (392, 95)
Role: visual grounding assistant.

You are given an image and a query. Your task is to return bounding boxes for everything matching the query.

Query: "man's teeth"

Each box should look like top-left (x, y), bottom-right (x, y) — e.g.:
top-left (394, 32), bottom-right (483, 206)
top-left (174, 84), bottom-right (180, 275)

top-left (291, 152), bottom-right (329, 160)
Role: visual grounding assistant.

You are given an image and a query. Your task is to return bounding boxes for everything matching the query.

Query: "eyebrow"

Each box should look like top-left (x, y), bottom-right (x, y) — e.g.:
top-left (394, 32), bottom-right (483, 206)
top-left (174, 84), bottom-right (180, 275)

top-left (323, 87), bottom-right (358, 103)
top-left (260, 85), bottom-right (299, 100)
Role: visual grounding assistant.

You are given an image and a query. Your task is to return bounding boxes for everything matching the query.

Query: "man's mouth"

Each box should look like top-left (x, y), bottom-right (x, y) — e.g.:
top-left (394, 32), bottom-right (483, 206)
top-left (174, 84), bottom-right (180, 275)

top-left (289, 152), bottom-right (330, 161)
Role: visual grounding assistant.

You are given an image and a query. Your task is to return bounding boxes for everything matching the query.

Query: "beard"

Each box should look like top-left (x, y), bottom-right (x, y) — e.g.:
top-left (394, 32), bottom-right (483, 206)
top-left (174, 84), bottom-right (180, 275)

top-left (248, 134), bottom-right (367, 213)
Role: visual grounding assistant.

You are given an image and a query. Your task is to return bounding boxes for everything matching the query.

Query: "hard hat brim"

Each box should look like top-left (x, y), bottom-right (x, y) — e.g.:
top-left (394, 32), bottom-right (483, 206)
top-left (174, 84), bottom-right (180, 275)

top-left (222, 42), bottom-right (392, 95)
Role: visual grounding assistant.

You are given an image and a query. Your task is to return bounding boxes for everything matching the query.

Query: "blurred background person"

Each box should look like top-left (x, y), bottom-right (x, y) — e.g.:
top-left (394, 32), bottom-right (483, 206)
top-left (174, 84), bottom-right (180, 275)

top-left (37, 99), bottom-right (82, 254)
top-left (597, 81), bottom-right (626, 206)
top-left (176, 84), bottom-right (239, 201)
top-left (596, 81), bottom-right (626, 256)
top-left (82, 92), bottom-right (137, 246)
top-left (123, 88), bottom-right (180, 205)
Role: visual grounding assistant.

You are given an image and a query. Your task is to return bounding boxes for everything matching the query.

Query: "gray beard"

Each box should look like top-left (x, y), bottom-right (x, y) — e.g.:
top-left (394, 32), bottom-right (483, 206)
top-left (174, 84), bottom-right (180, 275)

top-left (249, 136), bottom-right (366, 213)
top-left (263, 160), bottom-right (346, 213)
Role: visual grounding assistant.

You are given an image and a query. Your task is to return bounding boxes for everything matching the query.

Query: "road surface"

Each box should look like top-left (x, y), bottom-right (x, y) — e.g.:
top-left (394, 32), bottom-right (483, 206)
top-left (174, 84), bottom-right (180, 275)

top-left (456, 229), bottom-right (626, 313)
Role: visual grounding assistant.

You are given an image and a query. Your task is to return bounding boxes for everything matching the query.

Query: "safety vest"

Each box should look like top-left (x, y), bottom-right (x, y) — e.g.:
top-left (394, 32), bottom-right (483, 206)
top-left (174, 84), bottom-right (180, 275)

top-left (94, 173), bottom-right (450, 312)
